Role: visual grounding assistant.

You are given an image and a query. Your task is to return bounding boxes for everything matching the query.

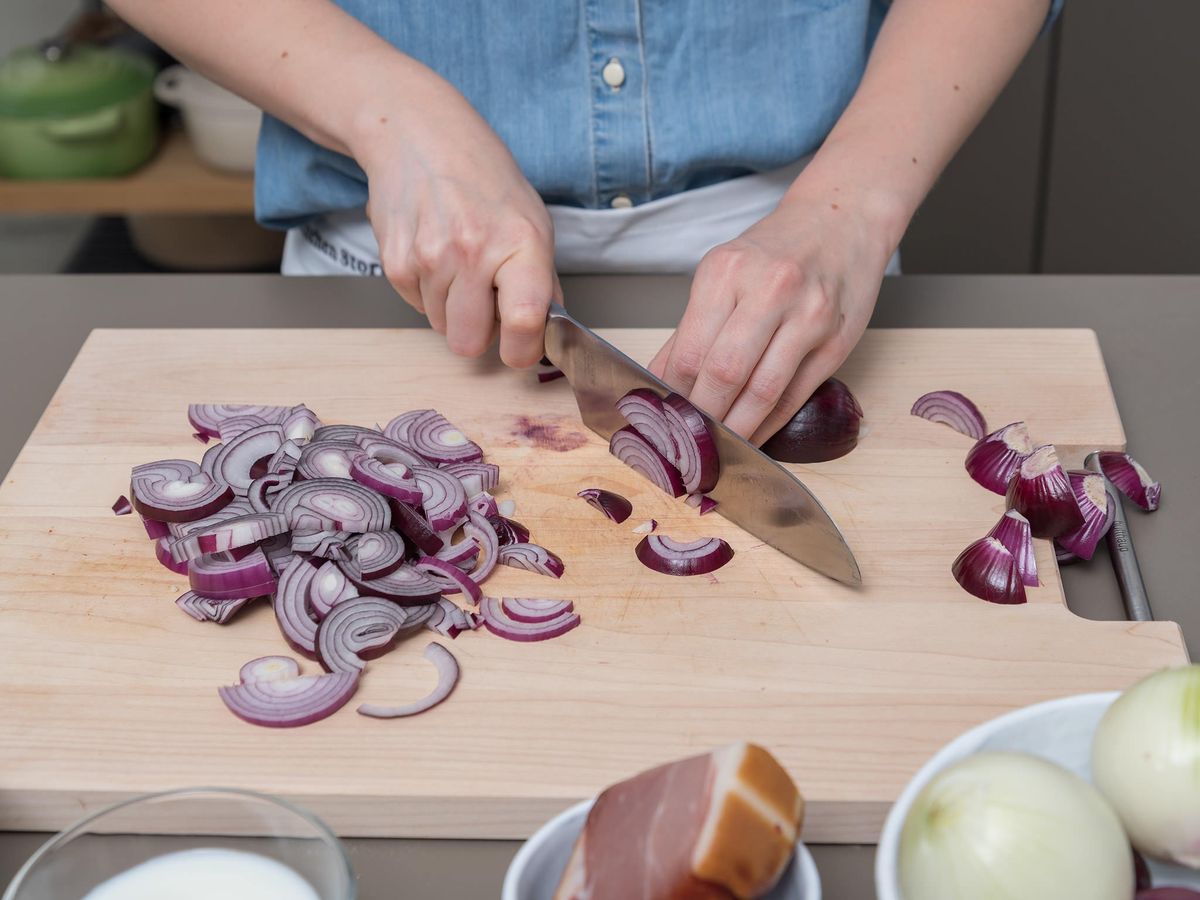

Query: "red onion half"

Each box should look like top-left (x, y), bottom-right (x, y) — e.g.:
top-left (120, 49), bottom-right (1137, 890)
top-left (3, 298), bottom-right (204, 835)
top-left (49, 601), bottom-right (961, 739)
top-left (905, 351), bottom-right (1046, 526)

top-left (1005, 444), bottom-right (1085, 539)
top-left (635, 534), bottom-right (733, 576)
top-left (965, 421), bottom-right (1035, 495)
top-left (358, 642), bottom-right (460, 718)
top-left (219, 659), bottom-right (358, 728)
top-left (761, 377), bottom-right (863, 464)
top-left (577, 488), bottom-right (632, 524)
top-left (497, 543), bottom-right (565, 579)
top-left (480, 596), bottom-right (580, 642)
top-left (1097, 451), bottom-right (1161, 512)
top-left (911, 390), bottom-right (988, 440)
top-left (951, 536), bottom-right (1026, 604)
top-left (663, 393), bottom-right (720, 492)
top-left (984, 509), bottom-right (1038, 588)
top-left (1057, 471), bottom-right (1115, 560)
top-left (609, 426), bottom-right (685, 498)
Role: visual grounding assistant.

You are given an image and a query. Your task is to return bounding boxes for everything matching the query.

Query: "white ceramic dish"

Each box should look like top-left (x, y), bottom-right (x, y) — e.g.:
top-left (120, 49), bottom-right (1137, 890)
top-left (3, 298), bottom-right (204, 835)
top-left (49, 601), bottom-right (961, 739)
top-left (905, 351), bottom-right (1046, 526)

top-left (154, 65), bottom-right (260, 173)
top-left (503, 799), bottom-right (821, 900)
top-left (875, 691), bottom-right (1200, 900)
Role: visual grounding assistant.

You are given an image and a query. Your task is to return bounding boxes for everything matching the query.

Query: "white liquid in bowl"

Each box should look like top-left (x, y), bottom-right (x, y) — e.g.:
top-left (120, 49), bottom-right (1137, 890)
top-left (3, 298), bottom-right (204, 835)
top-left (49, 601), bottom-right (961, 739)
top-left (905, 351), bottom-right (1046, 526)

top-left (82, 848), bottom-right (320, 900)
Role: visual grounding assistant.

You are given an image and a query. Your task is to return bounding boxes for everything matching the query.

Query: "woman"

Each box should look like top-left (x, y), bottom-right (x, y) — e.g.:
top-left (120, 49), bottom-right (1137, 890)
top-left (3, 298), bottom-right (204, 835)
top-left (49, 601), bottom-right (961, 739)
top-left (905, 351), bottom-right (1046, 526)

top-left (111, 0), bottom-right (1058, 443)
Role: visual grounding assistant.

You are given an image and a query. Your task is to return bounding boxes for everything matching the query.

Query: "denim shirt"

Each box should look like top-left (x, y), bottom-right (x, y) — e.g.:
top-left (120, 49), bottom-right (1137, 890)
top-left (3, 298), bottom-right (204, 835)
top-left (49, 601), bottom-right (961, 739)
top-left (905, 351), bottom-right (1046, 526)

top-left (255, 0), bottom-right (1059, 230)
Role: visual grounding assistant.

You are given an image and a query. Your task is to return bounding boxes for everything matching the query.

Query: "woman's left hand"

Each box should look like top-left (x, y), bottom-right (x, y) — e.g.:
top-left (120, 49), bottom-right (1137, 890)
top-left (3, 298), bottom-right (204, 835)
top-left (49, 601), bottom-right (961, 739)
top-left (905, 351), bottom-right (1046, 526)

top-left (648, 186), bottom-right (898, 445)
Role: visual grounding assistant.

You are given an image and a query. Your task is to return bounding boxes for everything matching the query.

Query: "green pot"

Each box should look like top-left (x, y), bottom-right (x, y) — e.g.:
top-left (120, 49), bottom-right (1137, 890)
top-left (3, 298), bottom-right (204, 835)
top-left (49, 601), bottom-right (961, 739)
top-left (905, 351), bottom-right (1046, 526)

top-left (0, 45), bottom-right (158, 180)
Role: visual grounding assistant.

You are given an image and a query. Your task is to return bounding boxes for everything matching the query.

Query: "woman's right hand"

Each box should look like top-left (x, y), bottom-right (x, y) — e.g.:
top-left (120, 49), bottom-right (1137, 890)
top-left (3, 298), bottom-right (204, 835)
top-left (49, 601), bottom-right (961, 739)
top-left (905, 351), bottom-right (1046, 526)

top-left (351, 86), bottom-right (558, 369)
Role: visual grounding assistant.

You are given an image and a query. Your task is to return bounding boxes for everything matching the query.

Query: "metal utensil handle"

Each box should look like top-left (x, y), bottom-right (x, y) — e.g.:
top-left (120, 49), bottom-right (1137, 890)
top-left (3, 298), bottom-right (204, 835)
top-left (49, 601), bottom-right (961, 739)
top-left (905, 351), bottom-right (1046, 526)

top-left (1085, 451), bottom-right (1153, 621)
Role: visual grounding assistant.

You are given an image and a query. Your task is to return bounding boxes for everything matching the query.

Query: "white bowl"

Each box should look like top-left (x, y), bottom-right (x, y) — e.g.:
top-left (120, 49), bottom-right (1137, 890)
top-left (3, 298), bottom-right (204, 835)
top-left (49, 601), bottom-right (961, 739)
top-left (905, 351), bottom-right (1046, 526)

top-left (504, 799), bottom-right (821, 900)
top-left (875, 692), bottom-right (1200, 900)
top-left (154, 65), bottom-right (260, 173)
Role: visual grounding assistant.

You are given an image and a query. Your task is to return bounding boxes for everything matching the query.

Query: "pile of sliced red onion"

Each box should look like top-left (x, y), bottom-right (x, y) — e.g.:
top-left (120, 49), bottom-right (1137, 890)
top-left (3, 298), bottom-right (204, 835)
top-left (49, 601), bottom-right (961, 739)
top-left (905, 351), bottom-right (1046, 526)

top-left (923, 392), bottom-right (1164, 604)
top-left (118, 403), bottom-right (578, 728)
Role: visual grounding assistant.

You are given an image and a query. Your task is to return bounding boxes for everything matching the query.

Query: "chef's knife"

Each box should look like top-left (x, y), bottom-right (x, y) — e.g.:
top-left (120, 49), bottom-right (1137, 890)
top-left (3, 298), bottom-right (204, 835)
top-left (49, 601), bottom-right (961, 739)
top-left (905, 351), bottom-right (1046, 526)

top-left (543, 303), bottom-right (862, 585)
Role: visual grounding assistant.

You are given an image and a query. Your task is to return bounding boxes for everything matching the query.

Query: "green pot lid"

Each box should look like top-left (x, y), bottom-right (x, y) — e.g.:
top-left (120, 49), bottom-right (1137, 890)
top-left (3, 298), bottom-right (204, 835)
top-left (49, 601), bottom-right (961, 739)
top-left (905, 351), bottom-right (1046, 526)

top-left (0, 45), bottom-right (154, 118)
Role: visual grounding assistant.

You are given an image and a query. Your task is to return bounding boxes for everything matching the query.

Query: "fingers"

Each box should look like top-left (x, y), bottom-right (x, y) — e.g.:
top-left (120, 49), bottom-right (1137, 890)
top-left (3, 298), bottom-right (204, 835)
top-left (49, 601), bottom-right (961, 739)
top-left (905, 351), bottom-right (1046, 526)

top-left (748, 339), bottom-right (847, 446)
top-left (685, 301), bottom-right (782, 421)
top-left (648, 333), bottom-right (676, 380)
top-left (658, 265), bottom-right (736, 396)
top-left (721, 321), bottom-right (817, 438)
top-left (494, 246), bottom-right (555, 368)
top-left (418, 268), bottom-right (453, 334)
top-left (443, 270), bottom-right (496, 356)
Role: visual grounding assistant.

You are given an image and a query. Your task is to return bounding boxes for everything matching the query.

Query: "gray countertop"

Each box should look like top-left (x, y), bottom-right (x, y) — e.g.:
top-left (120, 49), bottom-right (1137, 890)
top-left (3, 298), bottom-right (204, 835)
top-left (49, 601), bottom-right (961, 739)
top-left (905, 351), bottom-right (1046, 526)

top-left (1, 273), bottom-right (1195, 899)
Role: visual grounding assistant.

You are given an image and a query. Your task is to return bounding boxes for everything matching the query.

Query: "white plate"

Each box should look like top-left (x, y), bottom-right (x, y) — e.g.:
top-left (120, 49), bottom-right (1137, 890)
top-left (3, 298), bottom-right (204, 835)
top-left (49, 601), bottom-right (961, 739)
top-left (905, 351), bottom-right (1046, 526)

top-left (503, 799), bottom-right (821, 900)
top-left (875, 691), bottom-right (1200, 899)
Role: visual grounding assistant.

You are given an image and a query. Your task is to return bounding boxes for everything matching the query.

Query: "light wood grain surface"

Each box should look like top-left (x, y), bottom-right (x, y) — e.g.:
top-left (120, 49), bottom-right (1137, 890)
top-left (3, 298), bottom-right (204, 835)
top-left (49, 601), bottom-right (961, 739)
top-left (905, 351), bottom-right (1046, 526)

top-left (0, 327), bottom-right (1185, 843)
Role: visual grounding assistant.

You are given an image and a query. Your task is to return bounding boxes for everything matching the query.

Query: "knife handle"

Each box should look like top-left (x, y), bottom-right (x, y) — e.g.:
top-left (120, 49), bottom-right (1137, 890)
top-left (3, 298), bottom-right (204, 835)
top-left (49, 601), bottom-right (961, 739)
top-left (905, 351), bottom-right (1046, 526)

top-left (1084, 451), bottom-right (1153, 622)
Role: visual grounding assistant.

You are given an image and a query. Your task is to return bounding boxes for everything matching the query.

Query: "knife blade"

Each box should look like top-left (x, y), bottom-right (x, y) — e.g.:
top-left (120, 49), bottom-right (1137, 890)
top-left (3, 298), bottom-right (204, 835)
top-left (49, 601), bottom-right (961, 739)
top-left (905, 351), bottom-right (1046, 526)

top-left (543, 303), bottom-right (861, 585)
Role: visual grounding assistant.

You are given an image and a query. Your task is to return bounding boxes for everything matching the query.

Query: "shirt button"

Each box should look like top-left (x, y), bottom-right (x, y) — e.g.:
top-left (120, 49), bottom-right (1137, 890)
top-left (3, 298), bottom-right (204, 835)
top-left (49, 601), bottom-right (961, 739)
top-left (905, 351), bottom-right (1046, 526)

top-left (610, 194), bottom-right (633, 209)
top-left (602, 57), bottom-right (626, 89)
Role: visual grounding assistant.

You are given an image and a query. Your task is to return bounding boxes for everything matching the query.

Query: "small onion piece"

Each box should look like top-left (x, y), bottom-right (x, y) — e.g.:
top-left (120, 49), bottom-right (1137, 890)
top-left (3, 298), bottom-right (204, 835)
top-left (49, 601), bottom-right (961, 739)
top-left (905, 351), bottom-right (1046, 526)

top-left (272, 477), bottom-right (391, 534)
top-left (308, 560), bottom-right (359, 620)
top-left (425, 597), bottom-right (477, 638)
top-left (965, 421), bottom-right (1035, 495)
top-left (155, 537), bottom-right (189, 575)
top-left (1138, 891), bottom-right (1200, 900)
top-left (635, 534), bottom-right (734, 576)
top-left (189, 548), bottom-right (276, 600)
top-left (698, 495), bottom-right (718, 515)
top-left (616, 388), bottom-right (676, 460)
top-left (416, 556), bottom-right (483, 605)
top-left (265, 439), bottom-right (302, 477)
top-left (1056, 470), bottom-right (1115, 560)
top-left (479, 596), bottom-right (580, 642)
top-left (489, 515), bottom-right (531, 546)
top-left (349, 455), bottom-right (422, 505)
top-left (358, 642), bottom-right (460, 718)
top-left (497, 543), bottom-right (565, 579)
top-left (291, 529), bottom-right (352, 560)
top-left (389, 499), bottom-right (444, 555)
top-left (282, 404), bottom-right (321, 442)
top-left (910, 390), bottom-right (988, 440)
top-left (443, 462), bottom-right (499, 495)
top-left (192, 432), bottom-right (209, 444)
top-left (468, 491), bottom-right (499, 518)
top-left (609, 426), bottom-right (685, 498)
top-left (1054, 542), bottom-right (1082, 566)
top-left (247, 472), bottom-right (293, 513)
top-left (497, 498), bottom-right (516, 517)
top-left (218, 662), bottom-right (358, 728)
top-left (273, 555), bottom-right (321, 658)
top-left (413, 465), bottom-right (468, 531)
top-left (316, 596), bottom-right (420, 674)
top-left (662, 393), bottom-right (720, 492)
top-left (170, 511), bottom-right (289, 563)
top-left (951, 536), bottom-right (1026, 604)
top-left (176, 591), bottom-right (255, 625)
top-left (631, 519), bottom-right (658, 535)
top-left (402, 410), bottom-right (484, 464)
top-left (112, 495), bottom-right (132, 516)
top-left (761, 377), bottom-right (863, 464)
top-left (353, 530), bottom-right (407, 580)
top-left (536, 367), bottom-right (566, 384)
top-left (501, 597), bottom-right (574, 624)
top-left (1005, 444), bottom-right (1085, 540)
top-left (577, 488), bottom-right (632, 524)
top-left (984, 509), bottom-right (1038, 588)
top-left (1097, 451), bottom-right (1161, 512)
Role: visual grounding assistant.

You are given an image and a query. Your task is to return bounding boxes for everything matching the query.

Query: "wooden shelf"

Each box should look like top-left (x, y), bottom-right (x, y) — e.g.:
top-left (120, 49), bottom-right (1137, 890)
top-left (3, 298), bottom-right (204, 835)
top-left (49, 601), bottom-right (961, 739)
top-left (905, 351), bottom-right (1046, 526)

top-left (0, 129), bottom-right (254, 216)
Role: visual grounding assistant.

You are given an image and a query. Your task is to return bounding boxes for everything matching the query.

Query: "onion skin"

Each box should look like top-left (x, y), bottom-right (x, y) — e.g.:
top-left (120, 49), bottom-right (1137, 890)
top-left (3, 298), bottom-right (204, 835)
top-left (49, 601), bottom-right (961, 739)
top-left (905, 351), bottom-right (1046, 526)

top-left (1092, 665), bottom-right (1200, 869)
top-left (1005, 444), bottom-right (1085, 539)
top-left (951, 537), bottom-right (1026, 604)
top-left (964, 421), bottom-right (1034, 495)
top-left (761, 377), bottom-right (862, 464)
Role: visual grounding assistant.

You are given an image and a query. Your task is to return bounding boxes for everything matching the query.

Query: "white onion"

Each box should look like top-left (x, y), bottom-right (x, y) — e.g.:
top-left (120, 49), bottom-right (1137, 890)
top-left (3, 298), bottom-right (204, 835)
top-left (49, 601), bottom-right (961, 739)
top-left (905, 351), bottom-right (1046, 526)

top-left (898, 751), bottom-right (1133, 900)
top-left (1092, 664), bottom-right (1200, 868)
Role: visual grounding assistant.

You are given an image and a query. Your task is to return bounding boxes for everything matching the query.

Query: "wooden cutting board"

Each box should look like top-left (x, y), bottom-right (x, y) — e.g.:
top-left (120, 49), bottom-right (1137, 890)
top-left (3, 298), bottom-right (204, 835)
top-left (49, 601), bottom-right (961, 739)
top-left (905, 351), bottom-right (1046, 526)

top-left (0, 328), bottom-right (1187, 843)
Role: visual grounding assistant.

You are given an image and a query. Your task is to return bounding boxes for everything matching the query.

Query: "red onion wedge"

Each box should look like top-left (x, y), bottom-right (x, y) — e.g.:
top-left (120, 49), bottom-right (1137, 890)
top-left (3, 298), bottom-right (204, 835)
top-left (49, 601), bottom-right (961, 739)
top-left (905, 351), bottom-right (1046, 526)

top-left (296, 440), bottom-right (359, 480)
top-left (984, 509), bottom-right (1038, 588)
top-left (189, 548), bottom-right (276, 600)
top-left (1057, 470), bottom-right (1115, 560)
top-left (416, 556), bottom-right (483, 604)
top-left (443, 462), bottom-right (499, 495)
top-left (188, 404), bottom-right (291, 440)
top-left (497, 543), bottom-right (565, 579)
top-left (309, 560), bottom-right (359, 620)
top-left (389, 499), bottom-right (444, 555)
top-left (1005, 444), bottom-right (1085, 539)
top-left (210, 424), bottom-right (285, 495)
top-left (490, 515), bottom-right (531, 546)
top-left (273, 478), bottom-right (391, 534)
top-left (112, 495), bottom-right (132, 516)
top-left (631, 519), bottom-right (657, 534)
top-left (951, 536), bottom-right (1027, 604)
top-left (358, 642), bottom-right (460, 719)
top-left (911, 390), bottom-right (988, 440)
top-left (662, 393), bottom-right (720, 492)
top-left (345, 562), bottom-right (441, 605)
top-left (273, 555), bottom-right (321, 658)
top-left (616, 387), bottom-right (676, 460)
top-left (282, 404), bottom-right (321, 442)
top-left (609, 426), bottom-right (686, 497)
top-left (965, 421), bottom-right (1034, 495)
top-left (155, 537), bottom-right (189, 575)
top-left (316, 596), bottom-right (423, 674)
top-left (501, 597), bottom-right (574, 624)
top-left (1097, 451), bottom-right (1161, 512)
top-left (413, 465), bottom-right (468, 531)
top-left (171, 511), bottom-right (289, 563)
top-left (761, 377), bottom-right (863, 464)
top-left (311, 424), bottom-right (381, 444)
top-left (219, 659), bottom-right (358, 728)
top-left (636, 534), bottom-right (734, 576)
top-left (349, 455), bottom-right (422, 505)
top-left (130, 459), bottom-right (233, 523)
top-left (352, 530), bottom-right (407, 580)
top-left (480, 596), bottom-right (580, 642)
top-left (577, 488), bottom-right (632, 524)
top-left (176, 591), bottom-right (256, 625)
top-left (390, 410), bottom-right (483, 464)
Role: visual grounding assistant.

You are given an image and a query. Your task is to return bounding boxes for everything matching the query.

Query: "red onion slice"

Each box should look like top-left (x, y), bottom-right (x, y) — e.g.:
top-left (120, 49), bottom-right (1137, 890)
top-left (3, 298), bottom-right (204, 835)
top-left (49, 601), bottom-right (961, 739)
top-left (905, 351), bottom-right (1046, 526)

top-left (382, 410), bottom-right (425, 446)
top-left (951, 536), bottom-right (1027, 604)
top-left (497, 543), bottom-right (565, 579)
top-left (218, 661), bottom-right (358, 728)
top-left (316, 596), bottom-right (422, 674)
top-left (168, 498), bottom-right (254, 540)
top-left (443, 462), bottom-right (500, 495)
top-left (273, 556), bottom-right (321, 658)
top-left (171, 511), bottom-right (289, 563)
top-left (761, 377), bottom-right (864, 464)
top-left (308, 560), bottom-right (359, 620)
top-left (358, 642), bottom-right (460, 718)
top-left (296, 440), bottom-right (359, 480)
top-left (282, 404), bottom-right (321, 442)
top-left (353, 530), bottom-right (407, 580)
top-left (1057, 470), bottom-right (1115, 560)
top-left (390, 499), bottom-right (445, 555)
top-left (354, 432), bottom-right (426, 467)
top-left (616, 388), bottom-right (676, 460)
top-left (188, 404), bottom-right (291, 440)
top-left (291, 529), bottom-right (352, 560)
top-left (130, 459), bottom-right (234, 524)
top-left (577, 488), bottom-right (632, 524)
top-left (1005, 444), bottom-right (1085, 539)
top-left (155, 537), bottom-right (189, 575)
top-left (273, 477), bottom-right (391, 533)
top-left (489, 515), bottom-right (531, 546)
top-left (984, 509), bottom-right (1038, 588)
top-left (199, 443), bottom-right (222, 480)
top-left (312, 424), bottom-right (381, 444)
top-left (189, 548), bottom-right (276, 600)
top-left (609, 426), bottom-right (686, 498)
top-left (435, 532), bottom-right (480, 568)
top-left (501, 597), bottom-right (574, 624)
top-left (349, 455), bottom-right (423, 505)
top-left (911, 390), bottom-right (988, 440)
top-left (399, 410), bottom-right (484, 464)
top-left (413, 465), bottom-right (468, 531)
top-left (965, 421), bottom-right (1035, 495)
top-left (247, 472), bottom-right (293, 512)
top-left (266, 439), bottom-right (303, 476)
top-left (416, 556), bottom-right (483, 605)
top-left (635, 534), bottom-right (734, 576)
top-left (238, 655), bottom-right (300, 683)
top-left (479, 596), bottom-right (580, 642)
top-left (462, 511), bottom-right (500, 584)
top-left (112, 495), bottom-right (132, 516)
top-left (1097, 451), bottom-right (1161, 512)
top-left (218, 414), bottom-right (270, 442)
top-left (662, 393), bottom-right (719, 492)
top-left (345, 562), bottom-right (441, 605)
top-left (211, 423), bottom-right (285, 495)
top-left (424, 597), bottom-right (476, 638)
top-left (176, 591), bottom-right (256, 624)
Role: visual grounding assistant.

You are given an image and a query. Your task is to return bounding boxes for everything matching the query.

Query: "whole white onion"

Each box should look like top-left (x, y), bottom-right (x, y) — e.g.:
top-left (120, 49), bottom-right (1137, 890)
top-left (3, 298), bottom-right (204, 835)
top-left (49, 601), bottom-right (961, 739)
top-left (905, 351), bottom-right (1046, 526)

top-left (898, 751), bottom-right (1133, 900)
top-left (1093, 665), bottom-right (1200, 868)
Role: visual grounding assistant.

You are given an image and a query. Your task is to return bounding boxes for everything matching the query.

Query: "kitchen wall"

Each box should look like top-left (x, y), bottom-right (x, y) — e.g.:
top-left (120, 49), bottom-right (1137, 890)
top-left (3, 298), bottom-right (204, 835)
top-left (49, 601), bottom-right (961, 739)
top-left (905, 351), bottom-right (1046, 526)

top-left (1, 0), bottom-right (82, 58)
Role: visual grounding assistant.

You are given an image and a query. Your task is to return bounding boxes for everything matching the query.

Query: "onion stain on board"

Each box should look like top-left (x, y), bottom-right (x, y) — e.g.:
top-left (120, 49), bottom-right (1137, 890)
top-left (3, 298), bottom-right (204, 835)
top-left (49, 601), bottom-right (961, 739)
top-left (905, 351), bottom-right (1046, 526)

top-left (509, 415), bottom-right (589, 452)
